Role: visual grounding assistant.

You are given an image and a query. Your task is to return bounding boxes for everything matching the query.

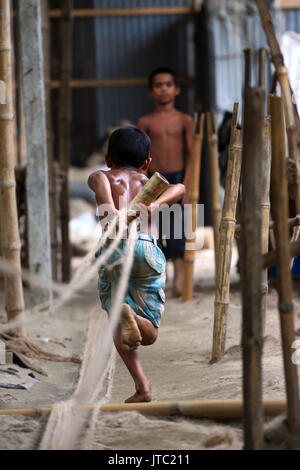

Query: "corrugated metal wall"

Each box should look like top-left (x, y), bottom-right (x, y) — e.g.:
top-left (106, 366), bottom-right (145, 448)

top-left (202, 0), bottom-right (300, 127)
top-left (93, 0), bottom-right (195, 145)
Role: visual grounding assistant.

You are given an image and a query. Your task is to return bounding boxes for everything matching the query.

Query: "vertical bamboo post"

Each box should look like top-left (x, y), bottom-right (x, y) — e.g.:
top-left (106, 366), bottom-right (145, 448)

top-left (261, 116), bottom-right (271, 333)
top-left (211, 103), bottom-right (242, 362)
top-left (41, 0), bottom-right (58, 281)
top-left (58, 0), bottom-right (73, 282)
top-left (182, 113), bottom-right (204, 302)
top-left (207, 111), bottom-right (221, 273)
top-left (241, 86), bottom-right (265, 450)
top-left (19, 0), bottom-right (52, 304)
top-left (269, 95), bottom-right (300, 435)
top-left (0, 0), bottom-right (25, 334)
top-left (256, 0), bottom-right (300, 216)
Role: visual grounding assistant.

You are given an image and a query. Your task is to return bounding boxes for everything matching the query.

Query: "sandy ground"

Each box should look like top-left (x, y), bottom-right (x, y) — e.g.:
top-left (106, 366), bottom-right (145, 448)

top-left (0, 245), bottom-right (300, 450)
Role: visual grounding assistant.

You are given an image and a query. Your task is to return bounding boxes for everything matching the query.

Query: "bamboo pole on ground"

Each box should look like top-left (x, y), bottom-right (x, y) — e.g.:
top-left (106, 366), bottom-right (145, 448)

top-left (241, 86), bottom-right (265, 450)
top-left (41, 0), bottom-right (58, 281)
top-left (0, 0), bottom-right (25, 335)
top-left (0, 397), bottom-right (287, 419)
top-left (256, 0), bottom-right (300, 216)
top-left (58, 0), bottom-right (73, 282)
top-left (269, 94), bottom-right (300, 435)
top-left (207, 112), bottom-right (221, 274)
top-left (182, 113), bottom-right (205, 302)
top-left (261, 116), bottom-right (272, 333)
top-left (211, 103), bottom-right (242, 362)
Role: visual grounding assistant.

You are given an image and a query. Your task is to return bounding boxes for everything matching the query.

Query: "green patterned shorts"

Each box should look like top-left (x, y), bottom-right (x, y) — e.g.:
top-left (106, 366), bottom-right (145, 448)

top-left (96, 233), bottom-right (166, 327)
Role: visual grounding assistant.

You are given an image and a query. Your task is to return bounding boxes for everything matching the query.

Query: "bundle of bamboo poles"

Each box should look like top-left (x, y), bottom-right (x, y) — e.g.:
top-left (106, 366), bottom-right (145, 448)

top-left (211, 103), bottom-right (242, 362)
top-left (182, 112), bottom-right (205, 302)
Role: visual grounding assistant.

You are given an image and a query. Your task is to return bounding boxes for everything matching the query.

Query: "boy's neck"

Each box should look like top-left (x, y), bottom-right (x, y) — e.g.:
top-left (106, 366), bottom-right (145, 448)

top-left (111, 164), bottom-right (142, 172)
top-left (155, 101), bottom-right (176, 113)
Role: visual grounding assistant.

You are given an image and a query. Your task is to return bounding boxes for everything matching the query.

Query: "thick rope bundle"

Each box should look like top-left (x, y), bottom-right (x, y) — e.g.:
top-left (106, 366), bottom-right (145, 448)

top-left (39, 221), bottom-right (138, 450)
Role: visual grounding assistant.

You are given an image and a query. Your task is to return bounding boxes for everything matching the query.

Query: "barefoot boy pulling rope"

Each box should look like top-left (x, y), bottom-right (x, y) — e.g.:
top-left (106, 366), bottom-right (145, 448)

top-left (88, 126), bottom-right (185, 403)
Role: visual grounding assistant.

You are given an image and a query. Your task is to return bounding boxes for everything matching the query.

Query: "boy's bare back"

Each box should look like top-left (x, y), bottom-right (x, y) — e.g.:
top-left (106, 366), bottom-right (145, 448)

top-left (138, 109), bottom-right (193, 174)
top-left (89, 168), bottom-right (148, 209)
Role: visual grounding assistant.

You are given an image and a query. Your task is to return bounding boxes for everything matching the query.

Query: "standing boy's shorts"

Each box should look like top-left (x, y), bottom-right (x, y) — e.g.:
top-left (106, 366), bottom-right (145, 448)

top-left (148, 170), bottom-right (186, 260)
top-left (95, 233), bottom-right (166, 327)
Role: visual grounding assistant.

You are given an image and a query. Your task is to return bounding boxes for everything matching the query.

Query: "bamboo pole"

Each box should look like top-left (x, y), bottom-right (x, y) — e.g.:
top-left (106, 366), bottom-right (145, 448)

top-left (41, 0), bottom-right (58, 282)
top-left (58, 0), bottom-right (73, 282)
top-left (0, 397), bottom-right (287, 420)
top-left (182, 113), bottom-right (205, 302)
top-left (0, 0), bottom-right (25, 335)
top-left (261, 116), bottom-right (272, 332)
top-left (211, 103), bottom-right (242, 362)
top-left (269, 94), bottom-right (300, 435)
top-left (207, 112), bottom-right (221, 274)
top-left (256, 0), bottom-right (300, 215)
top-left (241, 87), bottom-right (265, 450)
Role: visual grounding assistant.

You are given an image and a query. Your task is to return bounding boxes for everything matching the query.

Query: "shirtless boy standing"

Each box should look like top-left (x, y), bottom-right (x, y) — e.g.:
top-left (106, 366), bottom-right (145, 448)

top-left (88, 126), bottom-right (185, 403)
top-left (137, 67), bottom-right (194, 297)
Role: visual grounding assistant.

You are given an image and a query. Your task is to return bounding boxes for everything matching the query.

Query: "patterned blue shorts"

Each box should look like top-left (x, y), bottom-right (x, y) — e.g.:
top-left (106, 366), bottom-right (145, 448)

top-left (96, 233), bottom-right (166, 327)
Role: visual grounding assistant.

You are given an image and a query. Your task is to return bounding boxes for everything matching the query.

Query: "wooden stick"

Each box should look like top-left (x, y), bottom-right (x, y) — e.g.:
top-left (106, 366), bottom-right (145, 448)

top-left (182, 113), bottom-right (205, 302)
top-left (256, 0), bottom-right (300, 216)
top-left (58, 0), bottom-right (73, 282)
top-left (0, 397), bottom-right (287, 419)
top-left (261, 116), bottom-right (272, 333)
top-left (41, 0), bottom-right (58, 282)
top-left (207, 112), bottom-right (221, 274)
top-left (0, 0), bottom-right (25, 335)
top-left (241, 87), bottom-right (265, 450)
top-left (258, 47), bottom-right (267, 91)
top-left (49, 7), bottom-right (194, 18)
top-left (211, 103), bottom-right (242, 362)
top-left (50, 76), bottom-right (194, 89)
top-left (269, 94), bottom-right (300, 434)
top-left (235, 215), bottom-right (300, 234)
top-left (244, 48), bottom-right (252, 89)
top-left (262, 238), bottom-right (300, 270)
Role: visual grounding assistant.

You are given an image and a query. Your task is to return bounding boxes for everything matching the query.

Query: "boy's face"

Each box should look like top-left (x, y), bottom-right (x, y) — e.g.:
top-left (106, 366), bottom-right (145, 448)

top-left (149, 73), bottom-right (180, 105)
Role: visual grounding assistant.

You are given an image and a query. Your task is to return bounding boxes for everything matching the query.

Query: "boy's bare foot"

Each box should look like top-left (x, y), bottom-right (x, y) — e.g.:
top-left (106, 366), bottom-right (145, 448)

top-left (120, 304), bottom-right (142, 350)
top-left (125, 389), bottom-right (152, 403)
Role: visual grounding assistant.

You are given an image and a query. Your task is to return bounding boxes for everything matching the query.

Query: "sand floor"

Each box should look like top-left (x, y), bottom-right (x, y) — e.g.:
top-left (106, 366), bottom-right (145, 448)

top-left (0, 247), bottom-right (299, 450)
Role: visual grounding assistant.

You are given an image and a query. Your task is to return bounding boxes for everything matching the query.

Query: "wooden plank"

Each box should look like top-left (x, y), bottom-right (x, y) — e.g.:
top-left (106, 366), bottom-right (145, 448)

top-left (51, 76), bottom-right (194, 89)
top-left (49, 7), bottom-right (195, 18)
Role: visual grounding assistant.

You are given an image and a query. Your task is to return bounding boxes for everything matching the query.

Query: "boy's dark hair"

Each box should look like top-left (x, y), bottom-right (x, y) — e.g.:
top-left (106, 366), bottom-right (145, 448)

top-left (148, 67), bottom-right (178, 89)
top-left (107, 126), bottom-right (150, 168)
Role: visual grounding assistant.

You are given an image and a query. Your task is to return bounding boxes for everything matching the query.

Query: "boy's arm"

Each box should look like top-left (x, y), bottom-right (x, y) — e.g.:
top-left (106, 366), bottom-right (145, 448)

top-left (137, 116), bottom-right (149, 133)
top-left (87, 170), bottom-right (117, 212)
top-left (148, 183), bottom-right (185, 214)
top-left (182, 114), bottom-right (194, 204)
